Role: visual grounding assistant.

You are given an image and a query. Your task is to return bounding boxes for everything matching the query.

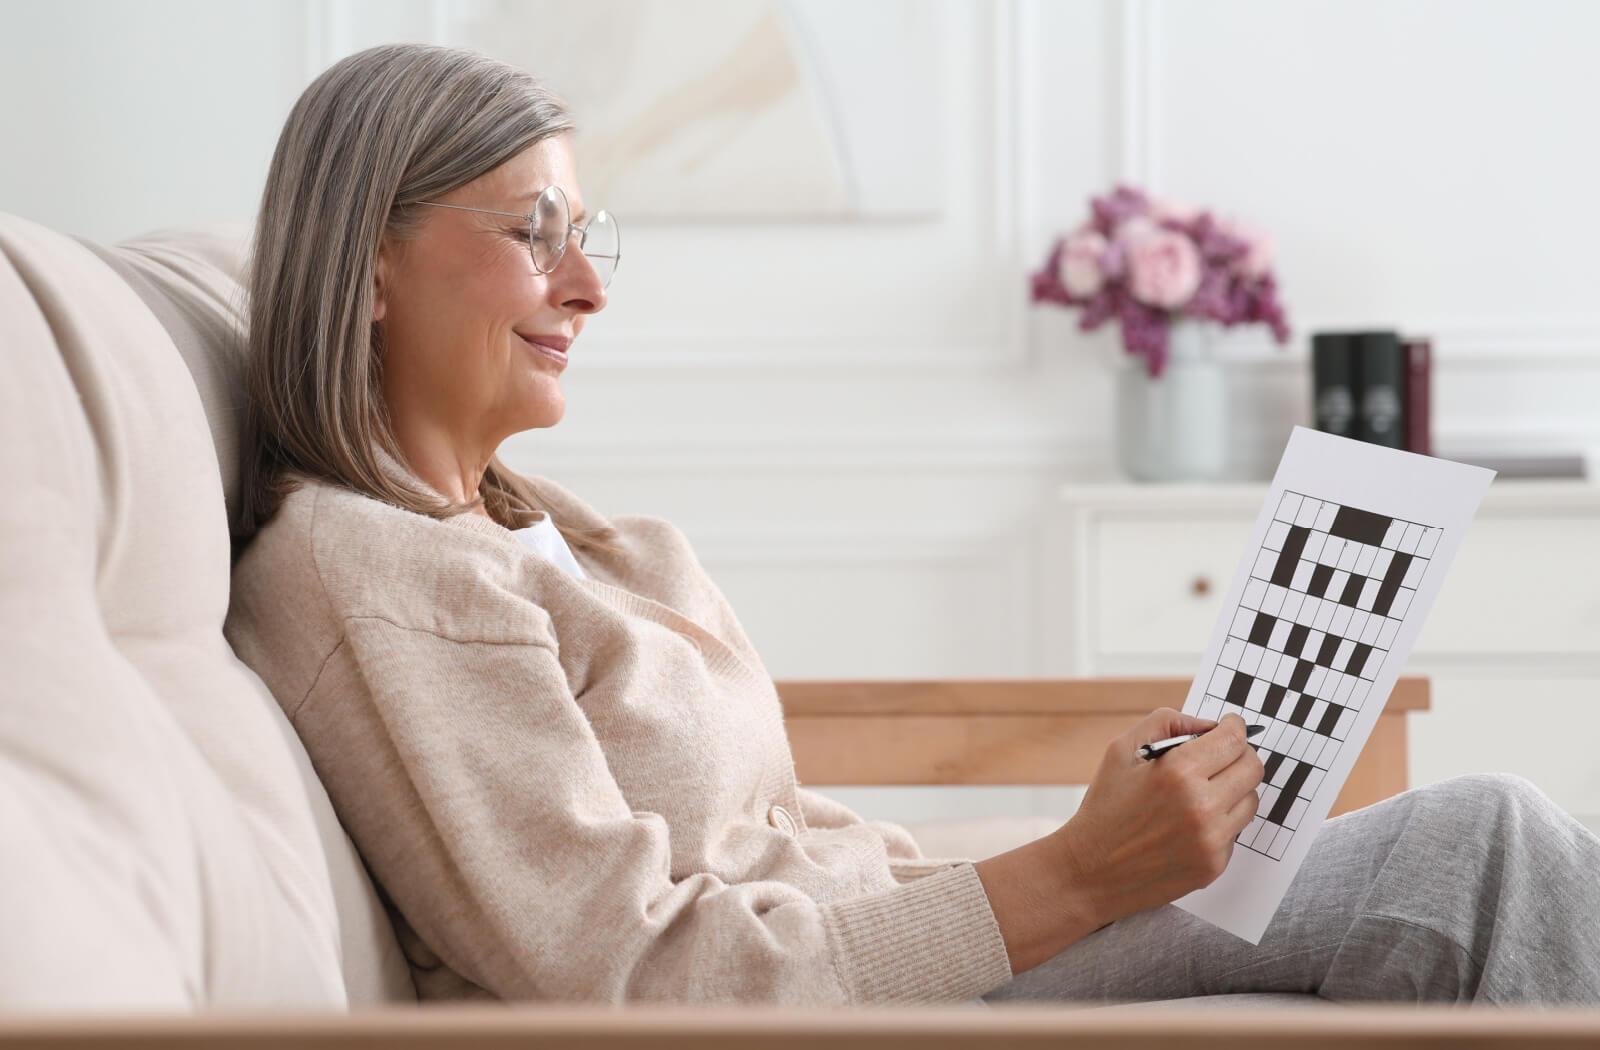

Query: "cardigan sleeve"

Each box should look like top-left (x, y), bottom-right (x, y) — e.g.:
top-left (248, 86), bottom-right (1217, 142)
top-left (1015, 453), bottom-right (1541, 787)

top-left (795, 787), bottom-right (976, 882)
top-left (793, 785), bottom-right (867, 832)
top-left (291, 617), bottom-right (1012, 1005)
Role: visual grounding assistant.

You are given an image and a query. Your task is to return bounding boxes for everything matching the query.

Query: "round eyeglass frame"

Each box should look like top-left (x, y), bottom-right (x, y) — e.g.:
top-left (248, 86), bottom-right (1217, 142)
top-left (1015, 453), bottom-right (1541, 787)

top-left (411, 185), bottom-right (620, 288)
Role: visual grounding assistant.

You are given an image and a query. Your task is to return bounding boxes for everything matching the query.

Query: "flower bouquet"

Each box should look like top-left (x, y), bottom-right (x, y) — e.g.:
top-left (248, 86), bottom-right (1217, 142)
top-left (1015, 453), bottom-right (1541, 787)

top-left (1030, 185), bottom-right (1292, 377)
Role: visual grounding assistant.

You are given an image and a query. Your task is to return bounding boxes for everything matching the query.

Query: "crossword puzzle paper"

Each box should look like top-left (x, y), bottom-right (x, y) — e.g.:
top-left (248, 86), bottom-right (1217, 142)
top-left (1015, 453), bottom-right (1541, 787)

top-left (1173, 427), bottom-right (1494, 943)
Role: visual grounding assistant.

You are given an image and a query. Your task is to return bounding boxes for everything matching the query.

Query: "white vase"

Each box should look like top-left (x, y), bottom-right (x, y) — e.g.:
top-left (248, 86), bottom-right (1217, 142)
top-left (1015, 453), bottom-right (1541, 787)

top-left (1114, 319), bottom-right (1227, 482)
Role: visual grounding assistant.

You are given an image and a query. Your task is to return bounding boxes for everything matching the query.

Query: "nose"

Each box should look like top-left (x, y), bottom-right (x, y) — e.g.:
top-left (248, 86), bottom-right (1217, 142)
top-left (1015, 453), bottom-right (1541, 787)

top-left (548, 235), bottom-right (607, 315)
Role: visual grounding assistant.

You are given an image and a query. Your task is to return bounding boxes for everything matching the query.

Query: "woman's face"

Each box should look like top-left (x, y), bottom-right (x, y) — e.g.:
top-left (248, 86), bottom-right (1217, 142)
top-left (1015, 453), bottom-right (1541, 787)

top-left (373, 133), bottom-right (606, 462)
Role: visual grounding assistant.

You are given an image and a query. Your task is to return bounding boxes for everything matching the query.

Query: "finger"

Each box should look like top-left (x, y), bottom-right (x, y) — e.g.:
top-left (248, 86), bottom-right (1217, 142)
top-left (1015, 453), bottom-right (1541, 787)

top-left (1172, 713), bottom-right (1250, 776)
top-left (1137, 707), bottom-right (1217, 743)
top-left (1209, 746), bottom-right (1266, 802)
top-left (1224, 785), bottom-right (1260, 838)
top-left (1168, 714), bottom-right (1220, 737)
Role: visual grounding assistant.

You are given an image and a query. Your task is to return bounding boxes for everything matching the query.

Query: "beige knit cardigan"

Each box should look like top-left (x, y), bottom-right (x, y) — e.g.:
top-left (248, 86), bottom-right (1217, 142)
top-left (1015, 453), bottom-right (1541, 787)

top-left (223, 448), bottom-right (1014, 1004)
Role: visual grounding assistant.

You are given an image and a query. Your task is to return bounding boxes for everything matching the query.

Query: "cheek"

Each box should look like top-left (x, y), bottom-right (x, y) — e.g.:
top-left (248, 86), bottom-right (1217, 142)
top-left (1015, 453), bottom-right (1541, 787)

top-left (386, 241), bottom-right (540, 362)
top-left (389, 252), bottom-right (474, 332)
top-left (468, 248), bottom-right (543, 321)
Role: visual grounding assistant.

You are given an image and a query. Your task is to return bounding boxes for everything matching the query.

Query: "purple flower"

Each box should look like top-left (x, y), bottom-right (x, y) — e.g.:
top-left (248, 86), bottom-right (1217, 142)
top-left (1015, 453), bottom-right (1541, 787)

top-left (1079, 286), bottom-right (1121, 330)
top-left (1185, 267), bottom-right (1233, 321)
top-left (1099, 238), bottom-right (1129, 282)
top-left (1089, 185), bottom-right (1151, 235)
top-left (1215, 216), bottom-right (1276, 279)
top-left (1029, 239), bottom-right (1075, 307)
top-left (1030, 183), bottom-right (1292, 378)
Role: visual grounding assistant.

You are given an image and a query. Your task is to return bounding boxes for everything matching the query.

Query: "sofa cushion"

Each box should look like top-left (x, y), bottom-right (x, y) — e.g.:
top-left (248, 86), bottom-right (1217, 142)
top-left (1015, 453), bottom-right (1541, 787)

top-left (84, 228), bottom-right (416, 1005)
top-left (0, 212), bottom-right (347, 1007)
top-left (77, 226), bottom-right (253, 516)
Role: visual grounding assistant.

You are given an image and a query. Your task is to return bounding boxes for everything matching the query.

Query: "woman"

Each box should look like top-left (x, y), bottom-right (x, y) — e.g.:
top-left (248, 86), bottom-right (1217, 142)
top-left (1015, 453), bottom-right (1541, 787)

top-left (226, 43), bottom-right (1600, 1005)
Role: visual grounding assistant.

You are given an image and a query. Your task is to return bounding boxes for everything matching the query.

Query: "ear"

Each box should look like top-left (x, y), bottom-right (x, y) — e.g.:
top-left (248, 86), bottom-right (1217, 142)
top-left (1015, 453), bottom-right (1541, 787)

top-left (372, 234), bottom-right (394, 323)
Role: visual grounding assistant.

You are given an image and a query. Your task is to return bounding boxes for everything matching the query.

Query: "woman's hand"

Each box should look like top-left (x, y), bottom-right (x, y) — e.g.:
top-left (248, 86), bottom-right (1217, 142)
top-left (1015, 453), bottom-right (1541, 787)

top-left (973, 706), bottom-right (1263, 975)
top-left (1053, 707), bottom-right (1264, 931)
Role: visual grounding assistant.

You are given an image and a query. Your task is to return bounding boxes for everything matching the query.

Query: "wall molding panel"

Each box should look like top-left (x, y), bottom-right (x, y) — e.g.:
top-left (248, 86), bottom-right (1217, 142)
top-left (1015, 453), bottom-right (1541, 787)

top-left (1117, 0), bottom-right (1159, 190)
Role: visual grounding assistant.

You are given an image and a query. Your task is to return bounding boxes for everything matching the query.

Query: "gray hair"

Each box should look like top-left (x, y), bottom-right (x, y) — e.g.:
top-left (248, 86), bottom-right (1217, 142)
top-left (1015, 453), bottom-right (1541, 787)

top-left (235, 42), bottom-right (619, 556)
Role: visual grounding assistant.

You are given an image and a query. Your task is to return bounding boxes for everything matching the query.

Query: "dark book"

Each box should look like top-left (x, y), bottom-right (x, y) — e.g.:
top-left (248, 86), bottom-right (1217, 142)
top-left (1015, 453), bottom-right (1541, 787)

top-left (1402, 336), bottom-right (1432, 456)
top-left (1353, 330), bottom-right (1406, 448)
top-left (1310, 332), bottom-right (1358, 439)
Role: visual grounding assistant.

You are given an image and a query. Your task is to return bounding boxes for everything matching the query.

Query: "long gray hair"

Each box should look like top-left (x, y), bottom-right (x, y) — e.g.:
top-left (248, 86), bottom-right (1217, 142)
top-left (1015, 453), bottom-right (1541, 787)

top-left (235, 42), bottom-right (619, 556)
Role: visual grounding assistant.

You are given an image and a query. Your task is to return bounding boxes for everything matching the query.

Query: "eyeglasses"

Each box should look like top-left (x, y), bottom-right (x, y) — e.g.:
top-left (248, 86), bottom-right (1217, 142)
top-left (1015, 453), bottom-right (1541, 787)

top-left (412, 185), bottom-right (620, 289)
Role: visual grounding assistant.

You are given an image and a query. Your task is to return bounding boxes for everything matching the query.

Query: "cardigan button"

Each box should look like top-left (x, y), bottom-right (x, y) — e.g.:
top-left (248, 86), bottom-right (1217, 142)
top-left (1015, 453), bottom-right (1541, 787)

top-left (767, 804), bottom-right (797, 837)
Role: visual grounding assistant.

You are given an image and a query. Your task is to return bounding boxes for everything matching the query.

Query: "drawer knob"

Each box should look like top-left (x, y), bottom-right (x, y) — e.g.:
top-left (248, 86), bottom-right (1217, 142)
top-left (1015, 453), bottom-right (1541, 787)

top-left (1191, 576), bottom-right (1212, 597)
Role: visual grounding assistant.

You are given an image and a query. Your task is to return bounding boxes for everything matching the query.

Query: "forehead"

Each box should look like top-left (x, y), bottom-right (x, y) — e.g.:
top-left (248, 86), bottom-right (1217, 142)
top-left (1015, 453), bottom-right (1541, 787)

top-left (471, 134), bottom-right (585, 214)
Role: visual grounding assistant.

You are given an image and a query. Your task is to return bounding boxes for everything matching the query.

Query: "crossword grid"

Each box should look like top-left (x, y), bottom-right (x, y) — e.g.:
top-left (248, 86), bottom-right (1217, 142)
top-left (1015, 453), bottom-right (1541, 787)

top-left (1194, 490), bottom-right (1440, 859)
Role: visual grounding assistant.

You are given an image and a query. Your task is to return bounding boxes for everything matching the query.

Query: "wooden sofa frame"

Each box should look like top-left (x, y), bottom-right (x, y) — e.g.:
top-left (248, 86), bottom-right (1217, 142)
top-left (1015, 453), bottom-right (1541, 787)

top-left (6, 675), bottom-right (1599, 1048)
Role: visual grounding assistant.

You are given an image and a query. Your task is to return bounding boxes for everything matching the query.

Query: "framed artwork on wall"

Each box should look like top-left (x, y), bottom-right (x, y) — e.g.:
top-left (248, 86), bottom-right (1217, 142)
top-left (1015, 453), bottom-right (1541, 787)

top-left (441, 0), bottom-right (946, 220)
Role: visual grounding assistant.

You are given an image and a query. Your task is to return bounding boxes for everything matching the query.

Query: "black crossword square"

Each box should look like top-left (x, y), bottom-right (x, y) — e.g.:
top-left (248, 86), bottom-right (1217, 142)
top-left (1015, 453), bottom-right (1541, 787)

top-left (1315, 633), bottom-right (1341, 666)
top-left (1288, 659), bottom-right (1312, 692)
top-left (1331, 504), bottom-right (1390, 545)
top-left (1263, 751), bottom-right (1286, 783)
top-left (1338, 573), bottom-right (1366, 606)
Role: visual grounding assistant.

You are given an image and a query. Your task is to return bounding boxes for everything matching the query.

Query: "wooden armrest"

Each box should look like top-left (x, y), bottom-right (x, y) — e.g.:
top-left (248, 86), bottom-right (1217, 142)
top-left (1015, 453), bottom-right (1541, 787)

top-left (5, 1001), bottom-right (1598, 1047)
top-left (777, 676), bottom-right (1429, 815)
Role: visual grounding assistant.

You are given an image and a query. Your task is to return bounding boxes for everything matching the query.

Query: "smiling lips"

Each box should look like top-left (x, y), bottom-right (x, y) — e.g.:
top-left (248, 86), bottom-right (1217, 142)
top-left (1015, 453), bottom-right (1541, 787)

top-left (519, 332), bottom-right (570, 366)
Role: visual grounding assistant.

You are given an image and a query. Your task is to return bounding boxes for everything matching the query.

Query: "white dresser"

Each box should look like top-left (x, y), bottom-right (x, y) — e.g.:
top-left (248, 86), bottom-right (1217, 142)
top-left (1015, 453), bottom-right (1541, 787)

top-left (1040, 480), bottom-right (1600, 827)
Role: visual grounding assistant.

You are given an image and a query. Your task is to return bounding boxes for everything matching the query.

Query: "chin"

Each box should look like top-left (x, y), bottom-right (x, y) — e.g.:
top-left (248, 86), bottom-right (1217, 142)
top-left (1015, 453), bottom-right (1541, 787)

top-left (525, 399), bottom-right (565, 429)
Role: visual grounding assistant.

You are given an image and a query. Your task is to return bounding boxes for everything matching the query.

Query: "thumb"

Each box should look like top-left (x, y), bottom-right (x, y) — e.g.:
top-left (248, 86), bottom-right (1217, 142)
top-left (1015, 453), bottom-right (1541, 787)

top-left (1138, 706), bottom-right (1217, 744)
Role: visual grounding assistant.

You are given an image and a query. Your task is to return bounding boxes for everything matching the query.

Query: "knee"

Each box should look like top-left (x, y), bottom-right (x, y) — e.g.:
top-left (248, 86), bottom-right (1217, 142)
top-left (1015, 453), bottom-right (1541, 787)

top-left (1441, 772), bottom-right (1546, 805)
top-left (1424, 773), bottom-right (1556, 827)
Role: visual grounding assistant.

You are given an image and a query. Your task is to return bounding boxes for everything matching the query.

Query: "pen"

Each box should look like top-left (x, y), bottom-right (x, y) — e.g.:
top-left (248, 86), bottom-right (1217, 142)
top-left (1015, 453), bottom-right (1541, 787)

top-left (1139, 723), bottom-right (1266, 761)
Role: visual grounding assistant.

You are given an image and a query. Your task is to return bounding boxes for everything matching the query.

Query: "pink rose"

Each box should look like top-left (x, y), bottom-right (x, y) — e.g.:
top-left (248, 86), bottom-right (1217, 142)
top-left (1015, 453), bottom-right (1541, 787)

top-left (1216, 217), bottom-right (1275, 279)
top-left (1125, 228), bottom-right (1202, 310)
top-left (1057, 231), bottom-right (1108, 298)
top-left (1113, 215), bottom-right (1159, 243)
top-left (1149, 197), bottom-right (1200, 225)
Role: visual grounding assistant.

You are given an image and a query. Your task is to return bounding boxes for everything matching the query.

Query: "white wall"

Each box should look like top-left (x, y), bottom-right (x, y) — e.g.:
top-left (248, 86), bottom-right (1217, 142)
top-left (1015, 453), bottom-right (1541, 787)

top-left (4, 0), bottom-right (1597, 824)
top-left (0, 0), bottom-right (306, 240)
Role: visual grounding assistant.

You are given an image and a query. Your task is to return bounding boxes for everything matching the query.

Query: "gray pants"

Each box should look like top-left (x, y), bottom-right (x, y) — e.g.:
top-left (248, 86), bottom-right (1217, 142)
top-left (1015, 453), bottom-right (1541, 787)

top-left (980, 774), bottom-right (1600, 1005)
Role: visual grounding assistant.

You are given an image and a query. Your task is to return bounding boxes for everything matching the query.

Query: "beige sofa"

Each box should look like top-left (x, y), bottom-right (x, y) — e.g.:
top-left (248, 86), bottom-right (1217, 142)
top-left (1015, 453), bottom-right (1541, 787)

top-left (3, 210), bottom-right (1596, 1045)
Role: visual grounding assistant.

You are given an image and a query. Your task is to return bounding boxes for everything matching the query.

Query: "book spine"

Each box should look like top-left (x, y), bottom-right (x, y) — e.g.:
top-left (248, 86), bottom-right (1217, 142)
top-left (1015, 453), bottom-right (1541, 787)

top-left (1402, 336), bottom-right (1432, 456)
top-left (1310, 332), bottom-right (1357, 439)
top-left (1354, 330), bottom-right (1406, 448)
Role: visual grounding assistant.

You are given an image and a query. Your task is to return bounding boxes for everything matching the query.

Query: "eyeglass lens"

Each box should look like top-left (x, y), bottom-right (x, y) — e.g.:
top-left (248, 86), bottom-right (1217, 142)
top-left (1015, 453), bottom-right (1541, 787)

top-left (529, 185), bottom-right (620, 289)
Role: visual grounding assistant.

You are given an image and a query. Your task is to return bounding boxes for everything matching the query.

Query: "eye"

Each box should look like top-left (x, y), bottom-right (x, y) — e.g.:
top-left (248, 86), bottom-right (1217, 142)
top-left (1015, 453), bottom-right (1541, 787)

top-left (508, 227), bottom-right (533, 243)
